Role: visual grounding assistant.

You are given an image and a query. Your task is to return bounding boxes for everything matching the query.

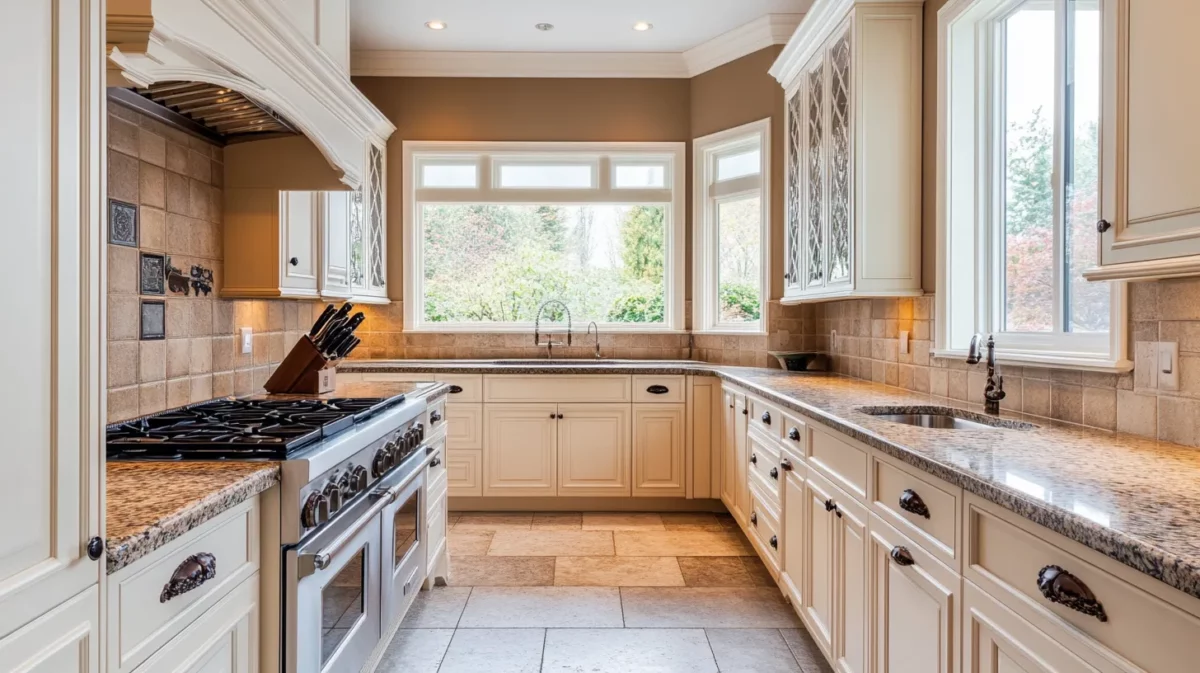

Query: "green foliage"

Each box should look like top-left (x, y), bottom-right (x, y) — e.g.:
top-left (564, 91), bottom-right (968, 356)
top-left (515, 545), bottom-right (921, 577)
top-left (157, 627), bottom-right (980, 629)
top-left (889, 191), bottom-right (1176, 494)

top-left (620, 206), bottom-right (665, 283)
top-left (719, 282), bottom-right (762, 322)
top-left (607, 288), bottom-right (665, 323)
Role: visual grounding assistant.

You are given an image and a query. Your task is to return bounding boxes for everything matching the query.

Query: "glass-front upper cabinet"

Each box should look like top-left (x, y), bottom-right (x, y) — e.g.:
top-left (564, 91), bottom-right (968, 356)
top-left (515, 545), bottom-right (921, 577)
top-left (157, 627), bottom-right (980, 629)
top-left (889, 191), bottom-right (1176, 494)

top-left (350, 141), bottom-right (389, 302)
top-left (784, 84), bottom-right (805, 297)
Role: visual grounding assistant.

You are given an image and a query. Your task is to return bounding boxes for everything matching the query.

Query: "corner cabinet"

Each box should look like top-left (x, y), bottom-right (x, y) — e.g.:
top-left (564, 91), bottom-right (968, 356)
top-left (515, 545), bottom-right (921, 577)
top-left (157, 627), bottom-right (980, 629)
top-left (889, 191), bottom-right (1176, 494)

top-left (1084, 0), bottom-right (1200, 282)
top-left (774, 0), bottom-right (923, 303)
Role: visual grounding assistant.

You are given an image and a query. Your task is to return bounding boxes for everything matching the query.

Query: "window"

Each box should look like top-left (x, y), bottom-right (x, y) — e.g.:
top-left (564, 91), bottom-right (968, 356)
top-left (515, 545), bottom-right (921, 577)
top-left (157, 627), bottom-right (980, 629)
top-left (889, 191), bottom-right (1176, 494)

top-left (402, 142), bottom-right (685, 331)
top-left (938, 0), bottom-right (1128, 369)
top-left (693, 119), bottom-right (770, 334)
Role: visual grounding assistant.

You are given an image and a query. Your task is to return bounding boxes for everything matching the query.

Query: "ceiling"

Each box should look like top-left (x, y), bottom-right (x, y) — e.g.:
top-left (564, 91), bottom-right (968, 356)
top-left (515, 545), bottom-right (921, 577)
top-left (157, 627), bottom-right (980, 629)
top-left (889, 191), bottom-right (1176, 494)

top-left (349, 0), bottom-right (810, 53)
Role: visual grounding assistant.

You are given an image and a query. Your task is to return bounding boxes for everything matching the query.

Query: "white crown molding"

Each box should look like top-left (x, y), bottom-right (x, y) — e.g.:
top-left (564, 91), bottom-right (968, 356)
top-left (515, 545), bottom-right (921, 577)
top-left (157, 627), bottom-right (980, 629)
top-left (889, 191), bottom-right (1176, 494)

top-left (350, 13), bottom-right (804, 79)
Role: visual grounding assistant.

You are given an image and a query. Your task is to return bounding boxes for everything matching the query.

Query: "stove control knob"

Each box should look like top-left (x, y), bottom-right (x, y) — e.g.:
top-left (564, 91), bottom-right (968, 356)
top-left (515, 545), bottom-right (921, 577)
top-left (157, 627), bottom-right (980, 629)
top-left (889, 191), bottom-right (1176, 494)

top-left (323, 477), bottom-right (343, 513)
top-left (405, 429), bottom-right (418, 451)
top-left (350, 466), bottom-right (369, 494)
top-left (416, 423), bottom-right (425, 441)
top-left (337, 471), bottom-right (353, 497)
top-left (372, 448), bottom-right (391, 477)
top-left (301, 492), bottom-right (329, 529)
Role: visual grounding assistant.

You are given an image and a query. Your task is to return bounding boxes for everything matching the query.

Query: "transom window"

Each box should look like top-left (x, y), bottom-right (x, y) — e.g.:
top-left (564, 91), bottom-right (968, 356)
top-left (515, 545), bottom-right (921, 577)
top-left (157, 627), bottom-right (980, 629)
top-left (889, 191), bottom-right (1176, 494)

top-left (402, 142), bottom-right (686, 332)
top-left (693, 119), bottom-right (770, 334)
top-left (938, 0), bottom-right (1128, 369)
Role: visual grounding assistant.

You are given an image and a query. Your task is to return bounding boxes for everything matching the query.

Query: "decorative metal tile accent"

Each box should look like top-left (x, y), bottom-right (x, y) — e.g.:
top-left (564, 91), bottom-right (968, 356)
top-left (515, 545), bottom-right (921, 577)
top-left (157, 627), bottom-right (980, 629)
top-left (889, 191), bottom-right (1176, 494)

top-left (109, 199), bottom-right (138, 247)
top-left (806, 61), bottom-right (825, 288)
top-left (786, 89), bottom-right (803, 289)
top-left (140, 300), bottom-right (165, 340)
top-left (165, 256), bottom-right (190, 295)
top-left (140, 253), bottom-right (166, 295)
top-left (828, 30), bottom-right (853, 285)
top-left (368, 145), bottom-right (386, 288)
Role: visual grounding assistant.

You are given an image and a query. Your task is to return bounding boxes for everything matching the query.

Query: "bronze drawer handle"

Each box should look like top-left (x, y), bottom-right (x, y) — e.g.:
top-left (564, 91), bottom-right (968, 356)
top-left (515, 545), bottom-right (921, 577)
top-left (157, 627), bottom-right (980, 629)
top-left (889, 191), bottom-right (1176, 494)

top-left (160, 552), bottom-right (216, 603)
top-left (824, 499), bottom-right (836, 512)
top-left (770, 467), bottom-right (779, 480)
top-left (430, 410), bottom-right (442, 424)
top-left (780, 458), bottom-right (793, 471)
top-left (1038, 565), bottom-right (1108, 622)
top-left (750, 512), bottom-right (758, 526)
top-left (750, 454), bottom-right (757, 465)
top-left (448, 385), bottom-right (464, 394)
top-left (788, 427), bottom-right (801, 441)
top-left (761, 411), bottom-right (772, 425)
top-left (646, 385), bottom-right (670, 394)
top-left (769, 535), bottom-right (778, 549)
top-left (899, 489), bottom-right (930, 519)
top-left (890, 546), bottom-right (915, 566)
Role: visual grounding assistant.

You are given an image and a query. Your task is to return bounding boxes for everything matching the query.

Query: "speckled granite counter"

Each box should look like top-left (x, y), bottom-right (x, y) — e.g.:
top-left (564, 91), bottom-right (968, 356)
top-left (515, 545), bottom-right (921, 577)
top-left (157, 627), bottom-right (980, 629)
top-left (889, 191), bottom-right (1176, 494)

top-left (106, 462), bottom-right (279, 574)
top-left (343, 359), bottom-right (1200, 600)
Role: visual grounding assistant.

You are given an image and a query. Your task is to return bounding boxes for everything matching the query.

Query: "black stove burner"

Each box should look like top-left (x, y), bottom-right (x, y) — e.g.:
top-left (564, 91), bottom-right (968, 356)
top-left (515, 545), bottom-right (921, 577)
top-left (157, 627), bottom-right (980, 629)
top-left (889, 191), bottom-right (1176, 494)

top-left (106, 395), bottom-right (404, 460)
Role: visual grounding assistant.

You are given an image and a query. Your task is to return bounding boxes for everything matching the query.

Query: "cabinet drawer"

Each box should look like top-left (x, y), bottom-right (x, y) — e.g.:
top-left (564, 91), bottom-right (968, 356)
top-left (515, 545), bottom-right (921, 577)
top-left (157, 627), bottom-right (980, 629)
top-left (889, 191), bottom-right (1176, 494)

top-left (359, 372), bottom-right (483, 403)
top-left (780, 412), bottom-right (807, 464)
top-left (426, 397), bottom-right (447, 437)
top-left (632, 375), bottom-right (685, 403)
top-left (748, 484), bottom-right (782, 570)
top-left (427, 492), bottom-right (448, 572)
top-left (808, 427), bottom-right (868, 500)
top-left (446, 449), bottom-right (482, 497)
top-left (748, 396), bottom-right (783, 440)
top-left (130, 573), bottom-right (258, 673)
top-left (966, 496), bottom-right (1200, 673)
top-left (484, 375), bottom-right (631, 403)
top-left (108, 498), bottom-right (259, 673)
top-left (747, 429), bottom-right (783, 506)
top-left (871, 456), bottom-right (959, 567)
top-left (427, 441), bottom-right (448, 499)
top-left (446, 403), bottom-right (483, 450)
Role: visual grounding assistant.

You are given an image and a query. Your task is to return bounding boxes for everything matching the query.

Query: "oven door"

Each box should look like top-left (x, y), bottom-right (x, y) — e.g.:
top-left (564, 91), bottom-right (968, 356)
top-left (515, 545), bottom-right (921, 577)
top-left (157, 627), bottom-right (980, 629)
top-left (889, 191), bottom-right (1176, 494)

top-left (287, 493), bottom-right (384, 673)
top-left (381, 467), bottom-right (427, 627)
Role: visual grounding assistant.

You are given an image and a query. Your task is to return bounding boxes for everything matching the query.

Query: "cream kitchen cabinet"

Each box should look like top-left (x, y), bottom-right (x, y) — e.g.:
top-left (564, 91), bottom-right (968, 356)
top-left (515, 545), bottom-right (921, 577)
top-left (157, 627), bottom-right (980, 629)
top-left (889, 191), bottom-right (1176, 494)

top-left (772, 0), bottom-right (923, 302)
top-left (350, 143), bottom-right (389, 302)
top-left (558, 404), bottom-right (632, 497)
top-left (0, 0), bottom-right (104, 660)
top-left (632, 404), bottom-right (686, 497)
top-left (129, 576), bottom-right (258, 673)
top-left (720, 387), bottom-right (750, 525)
top-left (484, 404), bottom-right (560, 497)
top-left (322, 190), bottom-right (353, 299)
top-left (1084, 0), bottom-right (1200, 281)
top-left (224, 190), bottom-right (320, 299)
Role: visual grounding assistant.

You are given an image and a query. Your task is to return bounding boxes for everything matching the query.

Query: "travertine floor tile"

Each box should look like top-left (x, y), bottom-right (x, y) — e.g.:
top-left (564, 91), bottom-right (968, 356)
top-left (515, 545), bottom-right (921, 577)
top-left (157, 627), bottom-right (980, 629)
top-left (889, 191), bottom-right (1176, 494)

top-left (582, 512), bottom-right (666, 530)
top-left (660, 511), bottom-right (724, 530)
top-left (717, 513), bottom-right (739, 529)
top-left (375, 628), bottom-right (453, 673)
top-left (398, 586), bottom-right (471, 628)
top-left (488, 530), bottom-right (614, 556)
top-left (542, 628), bottom-right (717, 673)
top-left (554, 556), bottom-right (684, 587)
top-left (449, 556), bottom-right (555, 587)
top-left (532, 512), bottom-right (582, 530)
top-left (742, 554), bottom-right (778, 586)
top-left (781, 628), bottom-right (835, 673)
top-left (458, 587), bottom-right (624, 628)
top-left (706, 628), bottom-right (804, 672)
top-left (453, 512), bottom-right (532, 531)
top-left (448, 531), bottom-right (493, 556)
top-left (614, 530), bottom-right (755, 556)
top-left (676, 556), bottom-right (755, 587)
top-left (438, 628), bottom-right (545, 673)
top-left (620, 587), bottom-right (803, 628)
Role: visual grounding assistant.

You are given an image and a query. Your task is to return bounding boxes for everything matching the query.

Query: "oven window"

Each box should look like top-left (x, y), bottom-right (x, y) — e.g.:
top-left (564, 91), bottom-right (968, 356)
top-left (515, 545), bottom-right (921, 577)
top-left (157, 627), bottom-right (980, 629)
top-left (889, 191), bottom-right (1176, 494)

top-left (393, 489), bottom-right (419, 565)
top-left (321, 548), bottom-right (365, 664)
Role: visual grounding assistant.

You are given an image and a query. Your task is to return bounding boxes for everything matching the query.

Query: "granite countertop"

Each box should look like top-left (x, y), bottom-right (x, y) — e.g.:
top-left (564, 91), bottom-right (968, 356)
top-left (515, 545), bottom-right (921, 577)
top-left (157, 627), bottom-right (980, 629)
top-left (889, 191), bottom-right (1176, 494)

top-left (343, 358), bottom-right (1200, 600)
top-left (106, 462), bottom-right (279, 575)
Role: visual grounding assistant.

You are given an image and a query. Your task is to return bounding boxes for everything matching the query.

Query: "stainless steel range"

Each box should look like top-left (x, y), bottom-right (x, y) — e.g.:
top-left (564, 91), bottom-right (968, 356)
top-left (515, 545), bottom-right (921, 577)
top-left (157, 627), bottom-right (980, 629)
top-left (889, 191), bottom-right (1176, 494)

top-left (106, 380), bottom-right (448, 673)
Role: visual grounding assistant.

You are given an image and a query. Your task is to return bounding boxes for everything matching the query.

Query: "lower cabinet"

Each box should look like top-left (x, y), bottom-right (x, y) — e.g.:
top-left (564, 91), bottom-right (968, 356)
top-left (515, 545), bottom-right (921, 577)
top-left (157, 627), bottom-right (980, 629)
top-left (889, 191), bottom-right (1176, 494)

top-left (131, 575), bottom-right (259, 673)
top-left (0, 586), bottom-right (100, 673)
top-left (833, 481), bottom-right (869, 673)
top-left (558, 404), bottom-right (631, 497)
top-left (446, 449), bottom-right (483, 497)
top-left (804, 469), bottom-right (838, 658)
top-left (720, 387), bottom-right (750, 524)
top-left (632, 404), bottom-right (686, 497)
top-left (781, 463), bottom-right (807, 611)
top-left (484, 404), bottom-right (559, 496)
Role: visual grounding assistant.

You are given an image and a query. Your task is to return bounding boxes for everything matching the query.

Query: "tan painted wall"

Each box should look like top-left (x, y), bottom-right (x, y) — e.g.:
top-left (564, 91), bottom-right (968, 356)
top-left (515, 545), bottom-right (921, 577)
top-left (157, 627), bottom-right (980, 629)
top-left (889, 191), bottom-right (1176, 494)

top-left (223, 135), bottom-right (348, 190)
top-left (922, 0), bottom-right (949, 292)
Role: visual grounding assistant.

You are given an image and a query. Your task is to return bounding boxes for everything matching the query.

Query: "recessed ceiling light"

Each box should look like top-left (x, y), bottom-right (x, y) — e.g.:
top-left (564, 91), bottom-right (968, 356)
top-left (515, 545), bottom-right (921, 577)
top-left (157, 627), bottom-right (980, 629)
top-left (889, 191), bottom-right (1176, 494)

top-left (425, 20), bottom-right (447, 30)
top-left (535, 22), bottom-right (555, 31)
top-left (633, 21), bottom-right (653, 31)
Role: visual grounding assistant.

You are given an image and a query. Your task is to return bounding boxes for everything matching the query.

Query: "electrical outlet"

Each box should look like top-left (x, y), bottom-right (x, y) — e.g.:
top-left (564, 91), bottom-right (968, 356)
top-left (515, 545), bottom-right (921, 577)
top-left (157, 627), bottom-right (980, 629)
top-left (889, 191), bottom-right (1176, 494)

top-left (899, 330), bottom-right (910, 355)
top-left (1159, 341), bottom-right (1180, 391)
top-left (241, 327), bottom-right (253, 355)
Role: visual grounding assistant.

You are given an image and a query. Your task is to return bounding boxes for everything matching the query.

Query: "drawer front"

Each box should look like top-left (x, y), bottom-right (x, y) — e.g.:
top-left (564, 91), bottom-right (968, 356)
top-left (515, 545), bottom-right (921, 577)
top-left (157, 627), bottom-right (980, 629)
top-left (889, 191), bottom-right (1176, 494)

top-left (748, 396), bottom-right (783, 440)
top-left (871, 456), bottom-right (959, 565)
top-left (427, 492), bottom-right (448, 572)
top-left (748, 484), bottom-right (782, 569)
top-left (109, 499), bottom-right (259, 673)
top-left (426, 398), bottom-right (448, 437)
top-left (359, 372), bottom-right (484, 403)
top-left (967, 498), bottom-right (1200, 673)
top-left (780, 412), bottom-right (808, 464)
top-left (632, 375), bottom-right (686, 403)
top-left (808, 427), bottom-right (868, 500)
top-left (747, 429), bottom-right (783, 506)
top-left (129, 573), bottom-right (258, 673)
top-left (446, 449), bottom-right (482, 497)
top-left (484, 375), bottom-right (631, 403)
top-left (446, 403), bottom-right (483, 449)
top-left (427, 439), bottom-right (448, 498)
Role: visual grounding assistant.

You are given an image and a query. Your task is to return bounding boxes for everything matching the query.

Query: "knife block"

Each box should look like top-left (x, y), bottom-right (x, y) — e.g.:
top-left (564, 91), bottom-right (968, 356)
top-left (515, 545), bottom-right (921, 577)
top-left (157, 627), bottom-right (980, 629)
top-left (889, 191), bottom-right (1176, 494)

top-left (263, 335), bottom-right (339, 395)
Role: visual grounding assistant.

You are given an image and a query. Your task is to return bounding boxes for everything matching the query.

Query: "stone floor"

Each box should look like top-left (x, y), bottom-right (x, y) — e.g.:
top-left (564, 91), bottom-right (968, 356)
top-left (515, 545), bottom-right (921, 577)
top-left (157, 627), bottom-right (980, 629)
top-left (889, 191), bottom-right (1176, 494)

top-left (376, 511), bottom-right (834, 673)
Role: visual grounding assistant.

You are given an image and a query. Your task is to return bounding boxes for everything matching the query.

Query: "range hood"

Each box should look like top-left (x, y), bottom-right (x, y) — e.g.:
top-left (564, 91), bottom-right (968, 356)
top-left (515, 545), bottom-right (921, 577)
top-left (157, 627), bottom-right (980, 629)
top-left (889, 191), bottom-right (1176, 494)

top-left (107, 0), bottom-right (393, 189)
top-left (111, 81), bottom-right (298, 144)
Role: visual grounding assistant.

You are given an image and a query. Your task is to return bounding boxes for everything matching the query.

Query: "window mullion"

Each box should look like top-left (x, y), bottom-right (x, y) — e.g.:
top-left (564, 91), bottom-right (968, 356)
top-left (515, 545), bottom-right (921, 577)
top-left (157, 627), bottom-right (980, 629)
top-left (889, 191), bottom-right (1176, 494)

top-left (1052, 0), bottom-right (1068, 334)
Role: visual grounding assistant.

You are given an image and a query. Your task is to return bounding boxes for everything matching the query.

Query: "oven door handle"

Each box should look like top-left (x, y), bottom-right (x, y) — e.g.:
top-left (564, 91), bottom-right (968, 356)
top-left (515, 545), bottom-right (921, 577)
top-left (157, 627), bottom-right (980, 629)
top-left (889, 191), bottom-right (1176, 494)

top-left (296, 482), bottom-right (403, 579)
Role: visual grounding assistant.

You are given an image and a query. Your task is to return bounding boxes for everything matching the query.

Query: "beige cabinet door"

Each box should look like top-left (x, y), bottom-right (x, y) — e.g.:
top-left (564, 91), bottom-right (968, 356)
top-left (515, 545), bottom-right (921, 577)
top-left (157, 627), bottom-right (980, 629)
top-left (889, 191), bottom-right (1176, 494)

top-left (130, 576), bottom-right (258, 673)
top-left (280, 191), bottom-right (320, 295)
top-left (0, 587), bottom-right (99, 673)
top-left (558, 404), bottom-right (631, 497)
top-left (632, 404), bottom-right (686, 497)
top-left (720, 389), bottom-right (739, 514)
top-left (834, 487), bottom-right (869, 673)
top-left (0, 0), bottom-right (102, 641)
top-left (782, 470), bottom-right (806, 608)
top-left (484, 404), bottom-right (559, 496)
top-left (321, 190), bottom-right (352, 298)
top-left (870, 516), bottom-right (958, 673)
top-left (805, 472), bottom-right (837, 659)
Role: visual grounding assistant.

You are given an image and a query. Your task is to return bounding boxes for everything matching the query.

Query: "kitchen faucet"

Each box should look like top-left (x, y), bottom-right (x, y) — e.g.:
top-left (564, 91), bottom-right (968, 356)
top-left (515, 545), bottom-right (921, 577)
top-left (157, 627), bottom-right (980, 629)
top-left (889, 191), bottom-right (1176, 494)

top-left (533, 300), bottom-right (572, 358)
top-left (966, 333), bottom-right (1005, 414)
top-left (586, 321), bottom-right (602, 359)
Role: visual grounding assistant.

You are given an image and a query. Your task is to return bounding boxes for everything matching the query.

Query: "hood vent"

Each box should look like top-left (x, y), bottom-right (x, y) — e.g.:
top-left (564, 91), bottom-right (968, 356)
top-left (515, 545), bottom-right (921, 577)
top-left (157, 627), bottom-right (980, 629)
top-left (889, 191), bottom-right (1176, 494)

top-left (131, 81), bottom-right (298, 142)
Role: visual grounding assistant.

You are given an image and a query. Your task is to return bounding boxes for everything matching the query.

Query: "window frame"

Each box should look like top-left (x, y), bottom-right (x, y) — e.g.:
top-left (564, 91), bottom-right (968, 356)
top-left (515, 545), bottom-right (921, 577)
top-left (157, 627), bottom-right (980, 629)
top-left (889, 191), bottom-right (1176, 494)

top-left (692, 119), bottom-right (772, 335)
top-left (936, 0), bottom-right (1130, 371)
top-left (401, 140), bottom-right (687, 333)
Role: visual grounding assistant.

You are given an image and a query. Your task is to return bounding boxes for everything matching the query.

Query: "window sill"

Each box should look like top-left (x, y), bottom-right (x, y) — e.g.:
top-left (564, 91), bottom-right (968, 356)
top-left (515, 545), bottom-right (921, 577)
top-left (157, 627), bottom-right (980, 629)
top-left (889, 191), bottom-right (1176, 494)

top-left (404, 325), bottom-right (689, 334)
top-left (931, 348), bottom-right (1133, 374)
top-left (692, 329), bottom-right (767, 337)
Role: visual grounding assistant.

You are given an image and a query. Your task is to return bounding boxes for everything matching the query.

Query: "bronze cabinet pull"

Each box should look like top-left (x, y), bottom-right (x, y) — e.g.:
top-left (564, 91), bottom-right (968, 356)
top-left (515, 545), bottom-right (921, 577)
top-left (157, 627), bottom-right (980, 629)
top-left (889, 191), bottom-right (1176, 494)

top-left (646, 385), bottom-right (670, 394)
top-left (160, 552), bottom-right (217, 602)
top-left (899, 489), bottom-right (931, 519)
top-left (824, 499), bottom-right (836, 512)
top-left (770, 467), bottom-right (779, 480)
top-left (761, 411), bottom-right (772, 425)
top-left (769, 535), bottom-right (778, 549)
top-left (788, 427), bottom-right (801, 441)
top-left (430, 410), bottom-right (442, 424)
top-left (780, 458), bottom-right (793, 471)
top-left (890, 546), bottom-right (915, 566)
top-left (448, 385), bottom-right (463, 394)
top-left (750, 454), bottom-right (758, 465)
top-left (87, 536), bottom-right (104, 561)
top-left (750, 512), bottom-right (758, 526)
top-left (1037, 565), bottom-right (1108, 622)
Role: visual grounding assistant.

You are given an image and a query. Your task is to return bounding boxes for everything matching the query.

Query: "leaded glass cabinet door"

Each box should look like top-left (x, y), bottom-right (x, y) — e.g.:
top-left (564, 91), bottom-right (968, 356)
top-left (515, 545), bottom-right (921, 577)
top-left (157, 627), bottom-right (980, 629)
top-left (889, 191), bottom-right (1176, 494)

top-left (784, 84), bottom-right (805, 297)
top-left (349, 190), bottom-right (366, 293)
top-left (364, 142), bottom-right (388, 297)
top-left (826, 23), bottom-right (854, 288)
top-left (803, 52), bottom-right (827, 291)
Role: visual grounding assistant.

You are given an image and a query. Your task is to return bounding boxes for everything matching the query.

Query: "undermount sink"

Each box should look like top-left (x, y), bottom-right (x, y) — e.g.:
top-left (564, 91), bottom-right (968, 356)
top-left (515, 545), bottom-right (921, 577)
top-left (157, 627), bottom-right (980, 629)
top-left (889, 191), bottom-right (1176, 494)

top-left (857, 406), bottom-right (1036, 431)
top-left (486, 359), bottom-right (696, 365)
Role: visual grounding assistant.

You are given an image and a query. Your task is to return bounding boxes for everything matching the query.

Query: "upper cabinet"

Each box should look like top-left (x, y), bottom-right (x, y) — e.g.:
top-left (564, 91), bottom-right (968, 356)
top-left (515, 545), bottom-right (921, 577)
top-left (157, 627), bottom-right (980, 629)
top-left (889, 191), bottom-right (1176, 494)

top-left (772, 0), bottom-right (924, 303)
top-left (1083, 0), bottom-right (1200, 281)
top-left (353, 143), bottom-right (389, 301)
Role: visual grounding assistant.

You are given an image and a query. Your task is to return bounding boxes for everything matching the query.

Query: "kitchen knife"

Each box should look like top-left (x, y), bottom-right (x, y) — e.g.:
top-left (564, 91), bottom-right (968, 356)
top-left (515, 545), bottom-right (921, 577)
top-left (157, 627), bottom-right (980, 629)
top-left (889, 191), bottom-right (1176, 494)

top-left (315, 302), bottom-right (354, 343)
top-left (325, 329), bottom-right (356, 357)
top-left (309, 304), bottom-right (336, 338)
top-left (334, 336), bottom-right (360, 359)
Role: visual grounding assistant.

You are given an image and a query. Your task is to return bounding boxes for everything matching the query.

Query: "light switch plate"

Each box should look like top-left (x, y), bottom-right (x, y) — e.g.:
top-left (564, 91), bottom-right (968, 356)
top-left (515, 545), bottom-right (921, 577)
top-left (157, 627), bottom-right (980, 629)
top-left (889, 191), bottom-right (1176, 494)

top-left (241, 327), bottom-right (253, 354)
top-left (899, 331), bottom-right (910, 355)
top-left (1159, 341), bottom-right (1180, 391)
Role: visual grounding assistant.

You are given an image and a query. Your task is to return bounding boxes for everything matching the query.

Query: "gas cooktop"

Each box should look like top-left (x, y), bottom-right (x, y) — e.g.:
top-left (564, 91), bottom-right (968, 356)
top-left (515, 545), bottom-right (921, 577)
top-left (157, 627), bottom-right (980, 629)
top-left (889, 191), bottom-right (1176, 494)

top-left (106, 395), bottom-right (405, 460)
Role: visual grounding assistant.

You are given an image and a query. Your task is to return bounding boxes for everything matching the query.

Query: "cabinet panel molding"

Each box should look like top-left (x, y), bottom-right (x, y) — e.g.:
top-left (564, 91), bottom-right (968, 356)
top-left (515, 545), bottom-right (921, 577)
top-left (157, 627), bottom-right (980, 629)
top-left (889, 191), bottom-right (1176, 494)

top-left (633, 404), bottom-right (686, 498)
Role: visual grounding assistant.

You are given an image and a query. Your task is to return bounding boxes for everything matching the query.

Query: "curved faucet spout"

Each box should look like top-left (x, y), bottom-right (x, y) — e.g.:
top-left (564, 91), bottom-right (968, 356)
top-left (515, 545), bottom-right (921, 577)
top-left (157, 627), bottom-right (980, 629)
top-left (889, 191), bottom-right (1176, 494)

top-left (534, 300), bottom-right (573, 357)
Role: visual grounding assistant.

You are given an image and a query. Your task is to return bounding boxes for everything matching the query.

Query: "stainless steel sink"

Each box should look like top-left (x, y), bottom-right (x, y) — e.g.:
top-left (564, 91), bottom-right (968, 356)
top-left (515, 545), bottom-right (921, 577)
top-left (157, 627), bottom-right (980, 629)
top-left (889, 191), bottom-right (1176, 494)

top-left (857, 406), bottom-right (1036, 430)
top-left (487, 359), bottom-right (697, 365)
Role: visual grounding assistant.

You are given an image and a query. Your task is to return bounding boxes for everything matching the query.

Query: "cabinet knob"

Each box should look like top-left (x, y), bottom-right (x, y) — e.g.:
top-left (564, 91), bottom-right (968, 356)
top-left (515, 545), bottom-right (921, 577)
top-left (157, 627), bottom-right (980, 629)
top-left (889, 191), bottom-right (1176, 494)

top-left (788, 427), bottom-right (801, 441)
top-left (430, 457), bottom-right (442, 467)
top-left (899, 489), bottom-right (931, 519)
top-left (289, 256), bottom-right (299, 266)
top-left (761, 411), bottom-right (772, 425)
top-left (769, 467), bottom-right (779, 480)
top-left (890, 546), bottom-right (915, 567)
top-left (430, 410), bottom-right (442, 424)
top-left (87, 536), bottom-right (104, 561)
top-left (742, 408), bottom-right (748, 416)
top-left (780, 458), bottom-right (793, 471)
top-left (1037, 565), bottom-right (1108, 622)
top-left (750, 454), bottom-right (757, 465)
top-left (750, 512), bottom-right (758, 526)
top-left (557, 413), bottom-right (564, 419)
top-left (769, 535), bottom-right (778, 549)
top-left (824, 499), bottom-right (836, 512)
top-left (1096, 219), bottom-right (1112, 233)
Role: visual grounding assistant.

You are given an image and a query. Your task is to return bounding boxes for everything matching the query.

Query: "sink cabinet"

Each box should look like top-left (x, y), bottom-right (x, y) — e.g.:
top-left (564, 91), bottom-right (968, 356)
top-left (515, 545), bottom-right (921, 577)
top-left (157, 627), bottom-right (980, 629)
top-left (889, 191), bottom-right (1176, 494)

top-left (484, 404), bottom-right (560, 497)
